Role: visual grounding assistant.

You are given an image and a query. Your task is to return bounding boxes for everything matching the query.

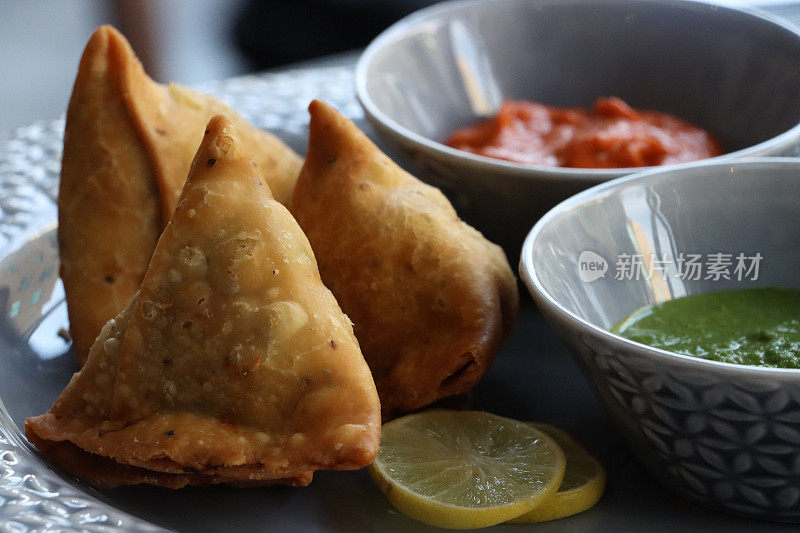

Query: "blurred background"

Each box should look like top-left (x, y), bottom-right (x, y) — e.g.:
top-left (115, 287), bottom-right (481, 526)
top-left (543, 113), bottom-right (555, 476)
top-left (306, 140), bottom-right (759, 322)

top-left (1, 0), bottom-right (798, 134)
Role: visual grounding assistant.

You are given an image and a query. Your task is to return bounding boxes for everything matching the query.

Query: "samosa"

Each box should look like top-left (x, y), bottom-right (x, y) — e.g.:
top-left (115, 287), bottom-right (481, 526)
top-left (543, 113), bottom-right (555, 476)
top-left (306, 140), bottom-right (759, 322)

top-left (59, 25), bottom-right (302, 364)
top-left (290, 100), bottom-right (518, 418)
top-left (27, 116), bottom-right (379, 488)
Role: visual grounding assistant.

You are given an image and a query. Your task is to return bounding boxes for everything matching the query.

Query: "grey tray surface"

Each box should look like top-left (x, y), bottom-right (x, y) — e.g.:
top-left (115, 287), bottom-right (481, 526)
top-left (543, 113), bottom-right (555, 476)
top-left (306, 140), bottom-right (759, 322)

top-left (0, 60), bottom-right (797, 532)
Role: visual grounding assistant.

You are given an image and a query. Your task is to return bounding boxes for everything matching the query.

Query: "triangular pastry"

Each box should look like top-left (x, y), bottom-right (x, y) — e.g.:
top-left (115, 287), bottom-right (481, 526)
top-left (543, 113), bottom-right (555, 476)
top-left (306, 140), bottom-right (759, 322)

top-left (289, 100), bottom-right (518, 418)
top-left (28, 116), bottom-right (380, 488)
top-left (59, 25), bottom-right (302, 363)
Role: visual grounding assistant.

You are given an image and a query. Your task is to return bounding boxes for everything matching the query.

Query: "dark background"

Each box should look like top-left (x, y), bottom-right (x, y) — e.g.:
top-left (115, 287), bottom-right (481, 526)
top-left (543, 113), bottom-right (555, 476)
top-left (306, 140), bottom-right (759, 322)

top-left (1, 0), bottom-right (796, 134)
top-left (234, 0), bottom-right (440, 69)
top-left (0, 0), bottom-right (444, 134)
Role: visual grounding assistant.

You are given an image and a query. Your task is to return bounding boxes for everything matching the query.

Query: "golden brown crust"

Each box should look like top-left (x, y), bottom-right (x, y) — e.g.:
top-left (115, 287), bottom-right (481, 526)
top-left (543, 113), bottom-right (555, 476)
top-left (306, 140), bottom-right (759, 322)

top-left (26, 424), bottom-right (314, 488)
top-left (58, 26), bottom-right (162, 363)
top-left (290, 100), bottom-right (519, 418)
top-left (59, 26), bottom-right (302, 364)
top-left (112, 29), bottom-right (302, 219)
top-left (29, 116), bottom-right (380, 488)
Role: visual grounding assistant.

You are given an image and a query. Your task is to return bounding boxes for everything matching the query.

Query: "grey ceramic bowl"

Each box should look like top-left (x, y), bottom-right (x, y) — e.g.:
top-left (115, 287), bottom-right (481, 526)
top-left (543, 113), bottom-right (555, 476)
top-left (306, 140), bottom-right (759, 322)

top-left (356, 0), bottom-right (800, 255)
top-left (520, 158), bottom-right (800, 521)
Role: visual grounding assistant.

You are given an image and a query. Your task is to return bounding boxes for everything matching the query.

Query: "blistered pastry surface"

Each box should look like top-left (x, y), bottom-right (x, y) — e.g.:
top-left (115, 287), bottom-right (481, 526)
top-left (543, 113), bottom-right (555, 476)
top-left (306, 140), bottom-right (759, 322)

top-left (58, 26), bottom-right (303, 364)
top-left (0, 62), bottom-right (363, 530)
top-left (27, 116), bottom-right (380, 486)
top-left (290, 101), bottom-right (518, 418)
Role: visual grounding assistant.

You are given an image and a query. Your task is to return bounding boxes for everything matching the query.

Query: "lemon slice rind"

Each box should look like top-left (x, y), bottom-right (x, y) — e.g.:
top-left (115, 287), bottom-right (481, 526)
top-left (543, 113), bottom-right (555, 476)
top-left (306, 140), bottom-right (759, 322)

top-left (506, 423), bottom-right (605, 524)
top-left (369, 410), bottom-right (566, 529)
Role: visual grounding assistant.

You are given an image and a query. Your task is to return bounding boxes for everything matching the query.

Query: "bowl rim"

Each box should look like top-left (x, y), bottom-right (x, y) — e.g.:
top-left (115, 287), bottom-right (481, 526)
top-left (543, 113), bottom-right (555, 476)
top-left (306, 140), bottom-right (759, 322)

top-left (355, 0), bottom-right (800, 181)
top-left (520, 156), bottom-right (800, 377)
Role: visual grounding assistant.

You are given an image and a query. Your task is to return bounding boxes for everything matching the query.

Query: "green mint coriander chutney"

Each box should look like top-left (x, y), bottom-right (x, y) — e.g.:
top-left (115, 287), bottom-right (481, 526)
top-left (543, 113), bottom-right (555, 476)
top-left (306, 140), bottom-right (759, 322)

top-left (612, 288), bottom-right (800, 369)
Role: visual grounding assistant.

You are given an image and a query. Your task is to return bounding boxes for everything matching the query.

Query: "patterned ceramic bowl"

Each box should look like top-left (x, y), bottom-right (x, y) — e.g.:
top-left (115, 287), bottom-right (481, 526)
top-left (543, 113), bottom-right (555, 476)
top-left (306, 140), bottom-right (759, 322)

top-left (356, 0), bottom-right (800, 255)
top-left (520, 158), bottom-right (800, 522)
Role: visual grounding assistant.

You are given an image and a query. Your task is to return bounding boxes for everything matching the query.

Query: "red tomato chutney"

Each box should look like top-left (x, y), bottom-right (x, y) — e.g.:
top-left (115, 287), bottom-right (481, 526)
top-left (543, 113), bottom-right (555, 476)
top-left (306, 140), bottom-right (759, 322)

top-left (445, 97), bottom-right (723, 168)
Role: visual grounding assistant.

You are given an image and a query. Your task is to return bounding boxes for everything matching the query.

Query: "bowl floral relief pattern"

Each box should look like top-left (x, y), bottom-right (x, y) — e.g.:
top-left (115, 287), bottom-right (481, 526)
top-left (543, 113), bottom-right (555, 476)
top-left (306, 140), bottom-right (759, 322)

top-left (564, 321), bottom-right (800, 521)
top-left (0, 66), bottom-right (360, 532)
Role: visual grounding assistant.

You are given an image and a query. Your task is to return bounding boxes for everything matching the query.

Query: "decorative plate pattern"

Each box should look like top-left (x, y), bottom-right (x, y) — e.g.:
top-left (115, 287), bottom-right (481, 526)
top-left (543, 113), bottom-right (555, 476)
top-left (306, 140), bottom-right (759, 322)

top-left (0, 65), bottom-right (359, 532)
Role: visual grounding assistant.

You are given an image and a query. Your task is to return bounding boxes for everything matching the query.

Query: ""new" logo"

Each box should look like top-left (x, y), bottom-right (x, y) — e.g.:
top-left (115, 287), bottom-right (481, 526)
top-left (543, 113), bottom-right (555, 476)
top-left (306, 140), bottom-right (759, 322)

top-left (578, 251), bottom-right (608, 282)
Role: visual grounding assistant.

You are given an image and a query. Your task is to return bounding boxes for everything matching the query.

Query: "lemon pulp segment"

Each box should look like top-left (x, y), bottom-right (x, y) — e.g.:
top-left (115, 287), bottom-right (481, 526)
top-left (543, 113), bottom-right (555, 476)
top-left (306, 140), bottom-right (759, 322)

top-left (369, 410), bottom-right (566, 529)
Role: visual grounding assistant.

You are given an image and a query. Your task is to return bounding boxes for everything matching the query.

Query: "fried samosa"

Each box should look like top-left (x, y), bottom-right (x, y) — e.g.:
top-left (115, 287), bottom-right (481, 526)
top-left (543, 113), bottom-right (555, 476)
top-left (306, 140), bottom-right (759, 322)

top-left (28, 116), bottom-right (379, 488)
top-left (289, 100), bottom-right (518, 418)
top-left (60, 25), bottom-right (302, 364)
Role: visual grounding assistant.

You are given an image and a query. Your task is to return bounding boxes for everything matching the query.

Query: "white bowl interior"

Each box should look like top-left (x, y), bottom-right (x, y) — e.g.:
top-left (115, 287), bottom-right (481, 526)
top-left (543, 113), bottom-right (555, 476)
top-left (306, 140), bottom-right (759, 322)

top-left (363, 0), bottom-right (800, 154)
top-left (526, 159), bottom-right (800, 330)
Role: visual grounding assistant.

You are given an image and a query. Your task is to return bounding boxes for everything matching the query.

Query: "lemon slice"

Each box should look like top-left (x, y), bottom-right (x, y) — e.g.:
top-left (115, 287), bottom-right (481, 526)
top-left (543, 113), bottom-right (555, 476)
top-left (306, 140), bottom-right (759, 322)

top-left (507, 423), bottom-right (605, 524)
top-left (368, 410), bottom-right (566, 529)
